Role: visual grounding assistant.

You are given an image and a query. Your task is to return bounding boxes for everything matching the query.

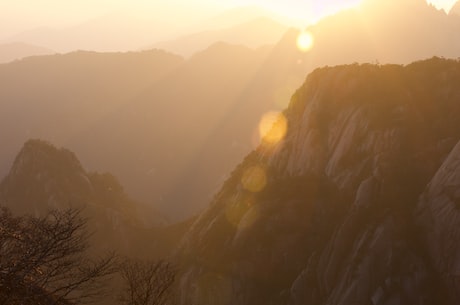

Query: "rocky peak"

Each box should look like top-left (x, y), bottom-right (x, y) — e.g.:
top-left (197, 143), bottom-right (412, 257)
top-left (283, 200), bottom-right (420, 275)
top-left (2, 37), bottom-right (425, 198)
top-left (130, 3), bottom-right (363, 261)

top-left (0, 139), bottom-right (92, 214)
top-left (175, 58), bottom-right (460, 305)
top-left (0, 139), bottom-right (162, 256)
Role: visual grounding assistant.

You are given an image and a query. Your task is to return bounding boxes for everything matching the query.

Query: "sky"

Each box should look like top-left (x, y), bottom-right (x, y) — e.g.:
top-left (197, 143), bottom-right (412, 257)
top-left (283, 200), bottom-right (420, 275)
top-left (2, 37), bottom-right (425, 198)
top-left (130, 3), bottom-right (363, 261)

top-left (0, 0), bottom-right (457, 48)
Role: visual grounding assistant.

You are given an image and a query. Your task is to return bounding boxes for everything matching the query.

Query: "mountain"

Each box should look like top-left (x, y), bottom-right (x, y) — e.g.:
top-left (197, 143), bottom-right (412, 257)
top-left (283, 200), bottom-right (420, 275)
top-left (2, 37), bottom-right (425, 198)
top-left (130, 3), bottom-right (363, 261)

top-left (5, 10), bottom-right (209, 53)
top-left (295, 0), bottom-right (460, 67)
top-left (0, 42), bottom-right (54, 63)
top-left (0, 139), bottom-right (192, 305)
top-left (138, 0), bottom-right (460, 219)
top-left (4, 5), bottom-right (286, 53)
top-left (158, 34), bottom-right (314, 219)
top-left (0, 139), bottom-right (148, 254)
top-left (158, 0), bottom-right (460, 219)
top-left (450, 0), bottom-right (460, 15)
top-left (70, 42), bottom-right (273, 219)
top-left (174, 57), bottom-right (460, 305)
top-left (0, 50), bottom-right (183, 186)
top-left (2, 0), bottom-right (460, 223)
top-left (203, 6), bottom-right (293, 29)
top-left (147, 17), bottom-right (288, 57)
top-left (0, 139), bottom-right (190, 259)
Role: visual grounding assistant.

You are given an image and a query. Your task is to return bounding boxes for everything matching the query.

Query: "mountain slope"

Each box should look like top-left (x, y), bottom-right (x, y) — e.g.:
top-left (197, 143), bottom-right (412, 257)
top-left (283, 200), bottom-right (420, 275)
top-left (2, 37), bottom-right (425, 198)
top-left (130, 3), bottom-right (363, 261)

top-left (0, 42), bottom-right (54, 63)
top-left (0, 139), bottom-right (192, 260)
top-left (0, 139), bottom-right (152, 254)
top-left (154, 0), bottom-right (460, 219)
top-left (174, 57), bottom-right (460, 305)
top-left (2, 0), bottom-right (460, 223)
top-left (0, 50), bottom-right (183, 183)
top-left (70, 42), bottom-right (273, 219)
top-left (149, 17), bottom-right (288, 57)
top-left (160, 0), bottom-right (460, 219)
top-left (0, 139), bottom-right (193, 305)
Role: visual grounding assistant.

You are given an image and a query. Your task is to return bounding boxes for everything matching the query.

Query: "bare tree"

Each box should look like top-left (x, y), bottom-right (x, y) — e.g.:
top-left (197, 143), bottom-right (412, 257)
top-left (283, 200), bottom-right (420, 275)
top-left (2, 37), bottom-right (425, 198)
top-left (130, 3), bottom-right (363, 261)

top-left (119, 259), bottom-right (176, 305)
top-left (0, 207), bottom-right (117, 305)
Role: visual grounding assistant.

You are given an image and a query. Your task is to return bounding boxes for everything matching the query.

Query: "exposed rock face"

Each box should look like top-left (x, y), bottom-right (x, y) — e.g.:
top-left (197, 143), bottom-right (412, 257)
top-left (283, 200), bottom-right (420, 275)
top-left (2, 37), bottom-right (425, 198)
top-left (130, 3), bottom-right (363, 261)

top-left (175, 58), bottom-right (460, 305)
top-left (416, 141), bottom-right (460, 302)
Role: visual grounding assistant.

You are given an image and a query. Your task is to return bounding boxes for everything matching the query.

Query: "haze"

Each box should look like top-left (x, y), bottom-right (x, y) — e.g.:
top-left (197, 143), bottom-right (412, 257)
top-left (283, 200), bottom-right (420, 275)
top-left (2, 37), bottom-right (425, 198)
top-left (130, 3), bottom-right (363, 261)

top-left (2, 0), bottom-right (460, 303)
top-left (0, 0), bottom-right (456, 52)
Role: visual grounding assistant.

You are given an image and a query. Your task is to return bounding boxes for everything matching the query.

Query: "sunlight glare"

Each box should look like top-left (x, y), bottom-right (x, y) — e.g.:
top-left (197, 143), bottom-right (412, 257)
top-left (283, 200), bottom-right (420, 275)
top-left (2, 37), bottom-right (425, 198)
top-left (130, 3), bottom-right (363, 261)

top-left (259, 111), bottom-right (288, 145)
top-left (296, 31), bottom-right (314, 52)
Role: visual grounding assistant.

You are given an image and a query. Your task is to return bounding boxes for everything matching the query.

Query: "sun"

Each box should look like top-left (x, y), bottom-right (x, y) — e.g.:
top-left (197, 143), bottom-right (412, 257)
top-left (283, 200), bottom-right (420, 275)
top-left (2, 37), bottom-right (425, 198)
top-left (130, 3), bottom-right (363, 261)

top-left (296, 31), bottom-right (314, 52)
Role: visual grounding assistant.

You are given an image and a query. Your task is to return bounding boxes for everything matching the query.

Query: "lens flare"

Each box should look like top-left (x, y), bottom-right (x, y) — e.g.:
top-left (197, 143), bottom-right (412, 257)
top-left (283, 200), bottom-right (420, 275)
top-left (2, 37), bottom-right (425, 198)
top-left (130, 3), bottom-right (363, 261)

top-left (241, 166), bottom-right (267, 193)
top-left (259, 111), bottom-right (288, 145)
top-left (296, 31), bottom-right (314, 52)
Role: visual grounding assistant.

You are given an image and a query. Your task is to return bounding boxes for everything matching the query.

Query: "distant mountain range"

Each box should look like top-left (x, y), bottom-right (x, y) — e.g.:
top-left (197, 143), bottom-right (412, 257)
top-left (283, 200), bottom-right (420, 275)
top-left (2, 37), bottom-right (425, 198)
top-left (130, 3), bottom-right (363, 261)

top-left (0, 49), bottom-right (183, 177)
top-left (2, 1), bottom-right (460, 303)
top-left (3, 6), bottom-right (293, 53)
top-left (1, 0), bottom-right (460, 223)
top-left (145, 17), bottom-right (288, 57)
top-left (0, 42), bottom-right (54, 63)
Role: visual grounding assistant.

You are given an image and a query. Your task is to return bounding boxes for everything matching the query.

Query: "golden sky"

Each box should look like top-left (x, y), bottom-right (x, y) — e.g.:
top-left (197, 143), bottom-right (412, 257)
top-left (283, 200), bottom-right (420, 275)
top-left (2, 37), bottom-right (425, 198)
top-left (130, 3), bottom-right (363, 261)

top-left (0, 0), bottom-right (457, 46)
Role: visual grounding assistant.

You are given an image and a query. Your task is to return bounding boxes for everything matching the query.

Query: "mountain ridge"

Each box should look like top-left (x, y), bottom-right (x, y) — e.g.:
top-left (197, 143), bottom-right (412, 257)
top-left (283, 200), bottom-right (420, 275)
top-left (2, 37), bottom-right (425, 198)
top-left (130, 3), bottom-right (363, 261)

top-left (146, 17), bottom-right (288, 57)
top-left (0, 42), bottom-right (54, 63)
top-left (174, 57), bottom-right (460, 305)
top-left (2, 0), bottom-right (460, 222)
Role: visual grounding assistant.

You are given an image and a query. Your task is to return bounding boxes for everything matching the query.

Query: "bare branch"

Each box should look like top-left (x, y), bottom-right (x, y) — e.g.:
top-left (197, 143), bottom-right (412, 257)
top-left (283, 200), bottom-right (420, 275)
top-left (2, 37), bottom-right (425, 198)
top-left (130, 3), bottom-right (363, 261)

top-left (0, 207), bottom-right (117, 305)
top-left (119, 258), bottom-right (176, 305)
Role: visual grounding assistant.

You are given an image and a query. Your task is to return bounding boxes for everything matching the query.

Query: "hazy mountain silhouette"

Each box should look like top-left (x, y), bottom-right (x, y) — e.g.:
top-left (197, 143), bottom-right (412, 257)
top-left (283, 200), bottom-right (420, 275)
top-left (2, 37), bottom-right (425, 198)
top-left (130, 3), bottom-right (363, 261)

top-left (174, 57), bottom-right (460, 305)
top-left (203, 5), bottom-right (294, 29)
top-left (146, 17), bottom-right (288, 57)
top-left (5, 5), bottom-right (290, 53)
top-left (69, 42), bottom-right (273, 219)
top-left (1, 0), bottom-right (460, 223)
top-left (0, 49), bottom-right (183, 184)
top-left (5, 11), bottom-right (207, 52)
top-left (0, 42), bottom-right (54, 63)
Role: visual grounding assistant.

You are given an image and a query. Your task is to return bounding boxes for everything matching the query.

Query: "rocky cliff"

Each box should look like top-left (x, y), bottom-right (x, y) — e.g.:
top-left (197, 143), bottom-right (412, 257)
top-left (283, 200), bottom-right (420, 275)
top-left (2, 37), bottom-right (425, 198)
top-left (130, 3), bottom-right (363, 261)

top-left (175, 57), bottom-right (460, 305)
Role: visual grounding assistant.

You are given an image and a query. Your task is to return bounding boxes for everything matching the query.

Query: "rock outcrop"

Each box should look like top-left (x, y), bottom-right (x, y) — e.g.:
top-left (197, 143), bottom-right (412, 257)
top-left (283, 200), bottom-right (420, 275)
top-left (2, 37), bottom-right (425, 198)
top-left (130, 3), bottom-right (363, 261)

top-left (175, 57), bottom-right (460, 305)
top-left (0, 139), bottom-right (156, 256)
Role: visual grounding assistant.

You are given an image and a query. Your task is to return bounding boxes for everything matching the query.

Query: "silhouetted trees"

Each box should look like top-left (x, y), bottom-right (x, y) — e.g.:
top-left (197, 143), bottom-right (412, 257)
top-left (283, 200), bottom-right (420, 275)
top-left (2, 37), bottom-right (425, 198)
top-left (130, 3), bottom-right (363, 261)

top-left (118, 259), bottom-right (176, 305)
top-left (0, 208), bottom-right (117, 305)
